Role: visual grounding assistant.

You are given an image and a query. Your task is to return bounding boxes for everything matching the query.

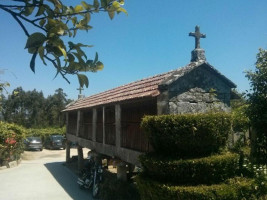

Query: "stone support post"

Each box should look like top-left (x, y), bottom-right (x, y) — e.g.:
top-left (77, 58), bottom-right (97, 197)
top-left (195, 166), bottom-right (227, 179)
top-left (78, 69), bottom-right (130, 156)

top-left (117, 161), bottom-right (127, 181)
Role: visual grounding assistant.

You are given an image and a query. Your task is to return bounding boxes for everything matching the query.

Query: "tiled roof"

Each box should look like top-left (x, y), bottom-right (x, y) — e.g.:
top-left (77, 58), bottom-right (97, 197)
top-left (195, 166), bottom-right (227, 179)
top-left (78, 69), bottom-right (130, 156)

top-left (63, 61), bottom-right (236, 112)
top-left (63, 70), bottom-right (174, 111)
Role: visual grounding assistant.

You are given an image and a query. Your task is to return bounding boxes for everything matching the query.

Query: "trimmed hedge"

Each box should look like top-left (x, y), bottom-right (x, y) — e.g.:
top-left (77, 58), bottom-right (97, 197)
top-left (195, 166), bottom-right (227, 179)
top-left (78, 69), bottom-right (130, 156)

top-left (139, 151), bottom-right (240, 185)
top-left (26, 127), bottom-right (66, 141)
top-left (136, 175), bottom-right (266, 200)
top-left (141, 113), bottom-right (231, 157)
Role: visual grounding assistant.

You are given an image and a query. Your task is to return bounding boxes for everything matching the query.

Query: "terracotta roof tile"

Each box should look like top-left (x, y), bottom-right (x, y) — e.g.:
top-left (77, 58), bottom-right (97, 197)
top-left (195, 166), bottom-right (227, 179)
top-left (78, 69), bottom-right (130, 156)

top-left (63, 71), bottom-right (173, 111)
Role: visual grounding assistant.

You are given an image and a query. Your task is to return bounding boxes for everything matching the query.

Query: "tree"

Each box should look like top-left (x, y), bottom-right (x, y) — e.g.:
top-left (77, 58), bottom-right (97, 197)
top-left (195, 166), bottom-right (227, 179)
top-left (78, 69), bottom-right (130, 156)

top-left (1, 87), bottom-right (71, 128)
top-left (45, 88), bottom-right (72, 127)
top-left (0, 0), bottom-right (127, 88)
top-left (245, 48), bottom-right (267, 164)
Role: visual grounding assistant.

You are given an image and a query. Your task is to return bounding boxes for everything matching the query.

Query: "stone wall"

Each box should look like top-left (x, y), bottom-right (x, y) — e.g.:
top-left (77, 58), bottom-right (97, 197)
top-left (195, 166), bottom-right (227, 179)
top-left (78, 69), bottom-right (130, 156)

top-left (159, 64), bottom-right (232, 114)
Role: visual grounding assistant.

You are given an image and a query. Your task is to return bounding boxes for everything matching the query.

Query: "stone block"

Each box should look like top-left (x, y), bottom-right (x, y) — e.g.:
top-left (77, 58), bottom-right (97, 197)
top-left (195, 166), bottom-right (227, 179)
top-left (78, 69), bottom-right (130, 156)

top-left (7, 161), bottom-right (18, 168)
top-left (0, 165), bottom-right (7, 170)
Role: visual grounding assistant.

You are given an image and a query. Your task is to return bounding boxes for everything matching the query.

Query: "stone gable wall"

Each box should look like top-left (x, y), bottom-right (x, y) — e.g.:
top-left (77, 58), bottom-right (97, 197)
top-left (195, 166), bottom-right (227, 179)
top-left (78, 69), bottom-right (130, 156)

top-left (158, 65), bottom-right (232, 114)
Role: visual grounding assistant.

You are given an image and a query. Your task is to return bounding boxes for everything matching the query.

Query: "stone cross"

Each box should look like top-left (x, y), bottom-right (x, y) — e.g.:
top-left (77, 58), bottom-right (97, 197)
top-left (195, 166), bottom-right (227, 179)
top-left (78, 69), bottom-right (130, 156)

top-left (77, 86), bottom-right (84, 95)
top-left (189, 26), bottom-right (206, 49)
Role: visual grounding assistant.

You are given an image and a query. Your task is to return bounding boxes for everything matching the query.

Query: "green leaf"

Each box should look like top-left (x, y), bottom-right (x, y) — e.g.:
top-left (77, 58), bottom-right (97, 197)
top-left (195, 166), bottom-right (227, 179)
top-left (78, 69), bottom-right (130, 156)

top-left (81, 1), bottom-right (91, 10)
top-left (22, 6), bottom-right (35, 16)
top-left (108, 11), bottom-right (115, 20)
top-left (117, 7), bottom-right (127, 15)
top-left (67, 53), bottom-right (75, 62)
top-left (112, 1), bottom-right (121, 9)
top-left (30, 52), bottom-right (37, 73)
top-left (77, 74), bottom-right (89, 88)
top-left (93, 0), bottom-right (100, 9)
top-left (36, 5), bottom-right (45, 17)
top-left (25, 32), bottom-right (46, 49)
top-left (71, 17), bottom-right (77, 26)
top-left (38, 46), bottom-right (46, 65)
top-left (39, 19), bottom-right (46, 27)
top-left (74, 5), bottom-right (84, 13)
top-left (58, 46), bottom-right (67, 59)
top-left (96, 61), bottom-right (104, 71)
top-left (94, 52), bottom-right (98, 64)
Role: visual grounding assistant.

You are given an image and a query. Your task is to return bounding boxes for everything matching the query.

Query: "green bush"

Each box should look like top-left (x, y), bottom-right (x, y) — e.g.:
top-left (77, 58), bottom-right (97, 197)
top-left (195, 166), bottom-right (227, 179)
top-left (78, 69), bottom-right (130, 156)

top-left (141, 113), bottom-right (232, 157)
top-left (136, 175), bottom-right (266, 200)
top-left (0, 122), bottom-right (26, 164)
top-left (139, 151), bottom-right (240, 185)
top-left (231, 104), bottom-right (249, 133)
top-left (26, 127), bottom-right (66, 141)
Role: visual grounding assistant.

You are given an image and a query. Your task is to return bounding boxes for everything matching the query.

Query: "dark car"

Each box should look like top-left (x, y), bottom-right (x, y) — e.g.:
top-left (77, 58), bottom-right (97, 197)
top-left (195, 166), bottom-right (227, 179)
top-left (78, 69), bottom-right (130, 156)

top-left (24, 136), bottom-right (43, 151)
top-left (44, 135), bottom-right (66, 150)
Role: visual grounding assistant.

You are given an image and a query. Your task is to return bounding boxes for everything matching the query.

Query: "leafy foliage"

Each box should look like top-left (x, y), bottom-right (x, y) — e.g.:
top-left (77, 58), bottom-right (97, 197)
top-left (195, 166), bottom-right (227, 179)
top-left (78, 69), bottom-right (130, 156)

top-left (245, 48), bottom-right (267, 164)
top-left (1, 87), bottom-right (72, 128)
top-left (141, 113), bottom-right (232, 158)
top-left (26, 126), bottom-right (65, 141)
top-left (230, 94), bottom-right (250, 133)
top-left (0, 122), bottom-right (26, 164)
top-left (136, 175), bottom-right (266, 200)
top-left (0, 0), bottom-right (127, 88)
top-left (139, 152), bottom-right (240, 185)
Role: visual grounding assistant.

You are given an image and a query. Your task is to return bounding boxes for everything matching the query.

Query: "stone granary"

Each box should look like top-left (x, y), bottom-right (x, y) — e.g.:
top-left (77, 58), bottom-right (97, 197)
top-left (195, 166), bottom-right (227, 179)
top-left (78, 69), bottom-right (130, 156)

top-left (63, 26), bottom-right (236, 175)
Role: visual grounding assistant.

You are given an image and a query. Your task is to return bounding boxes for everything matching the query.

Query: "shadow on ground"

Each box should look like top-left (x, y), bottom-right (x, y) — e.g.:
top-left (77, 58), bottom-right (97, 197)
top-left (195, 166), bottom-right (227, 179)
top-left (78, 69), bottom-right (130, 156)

top-left (44, 162), bottom-right (95, 200)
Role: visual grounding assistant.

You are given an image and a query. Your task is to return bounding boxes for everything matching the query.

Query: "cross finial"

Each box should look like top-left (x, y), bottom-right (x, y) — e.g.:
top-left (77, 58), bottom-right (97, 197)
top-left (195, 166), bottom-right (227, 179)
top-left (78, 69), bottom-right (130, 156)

top-left (77, 86), bottom-right (84, 95)
top-left (189, 26), bottom-right (206, 49)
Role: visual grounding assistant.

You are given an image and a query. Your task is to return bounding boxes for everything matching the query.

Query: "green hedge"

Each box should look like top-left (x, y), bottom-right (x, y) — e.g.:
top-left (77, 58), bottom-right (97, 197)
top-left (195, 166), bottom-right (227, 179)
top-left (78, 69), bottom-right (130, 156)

top-left (141, 113), bottom-right (232, 157)
top-left (26, 127), bottom-right (66, 141)
top-left (136, 175), bottom-right (266, 200)
top-left (139, 151), bottom-right (240, 185)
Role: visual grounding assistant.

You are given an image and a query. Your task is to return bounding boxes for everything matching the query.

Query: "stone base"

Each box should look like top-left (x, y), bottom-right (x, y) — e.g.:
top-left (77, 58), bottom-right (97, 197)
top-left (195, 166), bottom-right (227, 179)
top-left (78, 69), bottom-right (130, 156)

top-left (191, 48), bottom-right (206, 62)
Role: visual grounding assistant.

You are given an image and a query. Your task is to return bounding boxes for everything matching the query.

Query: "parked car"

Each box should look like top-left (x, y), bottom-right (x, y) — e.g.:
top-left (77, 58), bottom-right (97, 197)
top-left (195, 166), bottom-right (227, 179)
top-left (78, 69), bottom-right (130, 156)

top-left (24, 136), bottom-right (43, 151)
top-left (44, 135), bottom-right (66, 150)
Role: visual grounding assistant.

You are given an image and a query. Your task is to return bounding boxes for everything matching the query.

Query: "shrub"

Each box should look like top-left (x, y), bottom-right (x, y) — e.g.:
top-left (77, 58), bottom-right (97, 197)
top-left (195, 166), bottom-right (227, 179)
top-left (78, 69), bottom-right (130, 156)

top-left (141, 113), bottom-right (232, 157)
top-left (231, 104), bottom-right (249, 133)
top-left (26, 127), bottom-right (66, 141)
top-left (139, 151), bottom-right (240, 185)
top-left (0, 122), bottom-right (26, 164)
top-left (136, 175), bottom-right (266, 200)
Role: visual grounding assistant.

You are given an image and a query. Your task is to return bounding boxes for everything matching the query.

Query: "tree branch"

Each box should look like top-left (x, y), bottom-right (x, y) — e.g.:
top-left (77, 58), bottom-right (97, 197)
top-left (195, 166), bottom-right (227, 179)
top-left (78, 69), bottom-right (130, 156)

top-left (0, 6), bottom-right (30, 37)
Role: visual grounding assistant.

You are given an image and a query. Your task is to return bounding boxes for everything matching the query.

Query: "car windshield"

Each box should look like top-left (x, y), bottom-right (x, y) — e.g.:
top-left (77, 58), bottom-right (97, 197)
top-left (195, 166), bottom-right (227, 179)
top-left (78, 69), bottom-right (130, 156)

top-left (51, 135), bottom-right (63, 140)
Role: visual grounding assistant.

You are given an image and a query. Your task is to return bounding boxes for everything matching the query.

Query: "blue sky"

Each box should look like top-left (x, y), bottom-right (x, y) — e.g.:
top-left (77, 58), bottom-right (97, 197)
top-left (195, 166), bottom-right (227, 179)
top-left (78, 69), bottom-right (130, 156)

top-left (0, 0), bottom-right (267, 100)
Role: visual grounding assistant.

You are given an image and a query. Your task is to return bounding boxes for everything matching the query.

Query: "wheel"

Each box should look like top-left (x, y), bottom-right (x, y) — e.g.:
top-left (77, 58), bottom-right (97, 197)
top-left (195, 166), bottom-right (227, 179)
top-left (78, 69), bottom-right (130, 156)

top-left (92, 182), bottom-right (99, 198)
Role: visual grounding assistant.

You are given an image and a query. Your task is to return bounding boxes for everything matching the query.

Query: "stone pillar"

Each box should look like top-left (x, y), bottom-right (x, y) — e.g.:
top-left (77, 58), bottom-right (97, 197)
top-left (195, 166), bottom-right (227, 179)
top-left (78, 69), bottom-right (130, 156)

top-left (115, 104), bottom-right (121, 149)
top-left (66, 140), bottom-right (71, 163)
top-left (92, 108), bottom-right (97, 142)
top-left (157, 91), bottom-right (169, 115)
top-left (117, 161), bottom-right (127, 181)
top-left (191, 48), bottom-right (206, 62)
top-left (77, 145), bottom-right (84, 172)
